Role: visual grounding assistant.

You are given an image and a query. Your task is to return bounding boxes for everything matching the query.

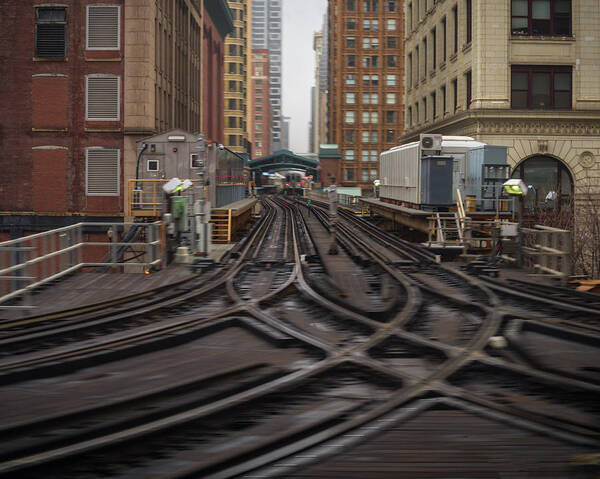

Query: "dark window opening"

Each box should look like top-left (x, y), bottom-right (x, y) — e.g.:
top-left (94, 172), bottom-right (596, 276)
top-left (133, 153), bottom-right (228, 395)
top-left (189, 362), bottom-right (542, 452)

top-left (466, 0), bottom-right (472, 44)
top-left (35, 7), bottom-right (66, 58)
top-left (466, 70), bottom-right (472, 108)
top-left (452, 79), bottom-right (458, 113)
top-left (452, 5), bottom-right (458, 54)
top-left (511, 0), bottom-right (571, 36)
top-left (511, 65), bottom-right (572, 109)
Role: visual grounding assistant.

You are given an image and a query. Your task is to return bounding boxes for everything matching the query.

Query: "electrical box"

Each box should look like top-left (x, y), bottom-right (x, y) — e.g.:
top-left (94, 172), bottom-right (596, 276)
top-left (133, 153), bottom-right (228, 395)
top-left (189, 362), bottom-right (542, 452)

top-left (420, 156), bottom-right (454, 206)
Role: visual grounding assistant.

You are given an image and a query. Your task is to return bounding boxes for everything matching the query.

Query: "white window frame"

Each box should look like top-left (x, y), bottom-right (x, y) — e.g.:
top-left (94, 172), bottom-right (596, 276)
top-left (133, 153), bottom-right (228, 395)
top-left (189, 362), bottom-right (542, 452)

top-left (86, 5), bottom-right (121, 51)
top-left (85, 147), bottom-right (120, 196)
top-left (86, 74), bottom-right (121, 121)
top-left (147, 159), bottom-right (159, 171)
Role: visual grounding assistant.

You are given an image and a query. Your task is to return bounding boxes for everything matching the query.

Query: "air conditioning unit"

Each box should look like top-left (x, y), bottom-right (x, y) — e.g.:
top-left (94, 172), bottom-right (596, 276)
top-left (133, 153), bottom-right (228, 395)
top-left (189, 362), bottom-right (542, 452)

top-left (419, 133), bottom-right (442, 151)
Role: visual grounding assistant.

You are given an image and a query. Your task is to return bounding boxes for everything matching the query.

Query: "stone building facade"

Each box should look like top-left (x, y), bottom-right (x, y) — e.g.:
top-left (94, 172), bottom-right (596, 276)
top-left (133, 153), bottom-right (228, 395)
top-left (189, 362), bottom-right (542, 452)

top-left (0, 0), bottom-right (232, 238)
top-left (224, 0), bottom-right (252, 155)
top-left (328, 0), bottom-right (404, 189)
top-left (401, 0), bottom-right (600, 211)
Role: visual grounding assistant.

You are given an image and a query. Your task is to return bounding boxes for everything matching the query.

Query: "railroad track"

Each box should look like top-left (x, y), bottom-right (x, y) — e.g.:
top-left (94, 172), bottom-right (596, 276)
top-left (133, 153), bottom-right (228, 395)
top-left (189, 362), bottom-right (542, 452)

top-left (0, 195), bottom-right (598, 478)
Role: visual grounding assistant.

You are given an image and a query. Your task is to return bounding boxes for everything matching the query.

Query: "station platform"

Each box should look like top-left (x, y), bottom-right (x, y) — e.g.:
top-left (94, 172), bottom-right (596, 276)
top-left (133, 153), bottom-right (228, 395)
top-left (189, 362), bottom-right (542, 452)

top-left (358, 197), bottom-right (432, 233)
top-left (0, 265), bottom-right (195, 320)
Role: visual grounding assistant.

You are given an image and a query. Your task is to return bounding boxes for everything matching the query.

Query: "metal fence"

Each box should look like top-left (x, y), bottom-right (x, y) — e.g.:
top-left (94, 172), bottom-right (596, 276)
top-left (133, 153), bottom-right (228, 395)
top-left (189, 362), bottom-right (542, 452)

top-left (0, 222), bottom-right (161, 311)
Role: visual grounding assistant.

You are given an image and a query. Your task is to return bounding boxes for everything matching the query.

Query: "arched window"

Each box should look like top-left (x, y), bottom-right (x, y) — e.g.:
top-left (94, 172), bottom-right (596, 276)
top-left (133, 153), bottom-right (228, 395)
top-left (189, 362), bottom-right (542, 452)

top-left (511, 156), bottom-right (573, 211)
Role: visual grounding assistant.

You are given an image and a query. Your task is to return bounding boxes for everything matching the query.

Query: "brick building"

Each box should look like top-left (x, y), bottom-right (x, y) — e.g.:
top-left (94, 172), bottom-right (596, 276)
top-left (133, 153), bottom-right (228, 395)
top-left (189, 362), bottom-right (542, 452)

top-left (0, 0), bottom-right (232, 239)
top-left (327, 0), bottom-right (404, 189)
top-left (250, 49), bottom-right (273, 159)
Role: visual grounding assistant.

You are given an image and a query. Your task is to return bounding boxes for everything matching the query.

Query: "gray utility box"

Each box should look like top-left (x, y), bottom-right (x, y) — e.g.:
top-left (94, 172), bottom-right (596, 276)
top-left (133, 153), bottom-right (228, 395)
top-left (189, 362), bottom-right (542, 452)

top-left (465, 145), bottom-right (508, 197)
top-left (420, 156), bottom-right (454, 206)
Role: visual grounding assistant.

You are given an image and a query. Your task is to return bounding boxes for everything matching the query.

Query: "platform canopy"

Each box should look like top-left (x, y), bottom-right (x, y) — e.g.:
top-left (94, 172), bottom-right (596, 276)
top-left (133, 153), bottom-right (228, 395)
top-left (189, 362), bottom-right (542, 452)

top-left (248, 149), bottom-right (320, 180)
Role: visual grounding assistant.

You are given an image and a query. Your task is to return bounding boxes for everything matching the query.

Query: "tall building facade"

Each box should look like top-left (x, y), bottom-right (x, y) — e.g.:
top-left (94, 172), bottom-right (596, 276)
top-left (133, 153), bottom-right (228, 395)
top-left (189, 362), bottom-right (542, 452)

top-left (401, 0), bottom-right (600, 211)
top-left (250, 49), bottom-right (273, 158)
top-left (311, 30), bottom-right (324, 154)
top-left (328, 0), bottom-right (404, 188)
top-left (252, 0), bottom-right (282, 152)
top-left (224, 0), bottom-right (252, 154)
top-left (0, 0), bottom-right (232, 238)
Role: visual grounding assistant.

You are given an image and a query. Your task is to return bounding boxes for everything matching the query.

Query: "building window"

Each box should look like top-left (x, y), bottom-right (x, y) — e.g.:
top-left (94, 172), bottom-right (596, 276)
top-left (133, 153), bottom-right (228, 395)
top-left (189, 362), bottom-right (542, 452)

top-left (386, 36), bottom-right (397, 48)
top-left (386, 55), bottom-right (397, 67)
top-left (386, 19), bottom-right (396, 30)
top-left (344, 130), bottom-right (356, 142)
top-left (362, 111), bottom-right (378, 123)
top-left (344, 149), bottom-right (355, 161)
top-left (345, 111), bottom-right (356, 123)
top-left (86, 75), bottom-right (120, 121)
top-left (346, 37), bottom-right (356, 48)
top-left (407, 106), bottom-right (412, 126)
top-left (385, 110), bottom-right (397, 123)
top-left (86, 148), bottom-right (119, 196)
top-left (452, 5), bottom-right (458, 54)
top-left (345, 74), bottom-right (357, 85)
top-left (362, 74), bottom-right (379, 86)
top-left (385, 93), bottom-right (396, 104)
top-left (345, 55), bottom-right (356, 67)
top-left (362, 150), bottom-right (378, 161)
top-left (511, 0), bottom-right (571, 36)
top-left (362, 93), bottom-right (378, 104)
top-left (441, 17), bottom-right (447, 62)
top-left (452, 78), bottom-right (458, 113)
top-left (466, 0), bottom-right (472, 44)
top-left (345, 92), bottom-right (356, 104)
top-left (466, 70), bottom-right (472, 108)
top-left (346, 18), bottom-right (357, 30)
top-left (87, 5), bottom-right (120, 50)
top-left (387, 0), bottom-right (396, 11)
top-left (432, 91), bottom-right (437, 118)
top-left (361, 168), bottom-right (378, 181)
top-left (511, 66), bottom-right (572, 109)
top-left (35, 7), bottom-right (66, 58)
top-left (362, 19), bottom-right (379, 30)
top-left (441, 85), bottom-right (447, 115)
top-left (345, 168), bottom-right (355, 181)
top-left (431, 27), bottom-right (437, 69)
top-left (408, 3), bottom-right (413, 30)
top-left (362, 55), bottom-right (379, 67)
top-left (363, 0), bottom-right (379, 12)
top-left (346, 0), bottom-right (356, 10)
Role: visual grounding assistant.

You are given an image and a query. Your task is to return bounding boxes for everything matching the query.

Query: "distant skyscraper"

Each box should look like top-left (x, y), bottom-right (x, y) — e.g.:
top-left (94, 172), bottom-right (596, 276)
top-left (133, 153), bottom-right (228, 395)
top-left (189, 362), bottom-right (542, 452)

top-left (252, 0), bottom-right (282, 152)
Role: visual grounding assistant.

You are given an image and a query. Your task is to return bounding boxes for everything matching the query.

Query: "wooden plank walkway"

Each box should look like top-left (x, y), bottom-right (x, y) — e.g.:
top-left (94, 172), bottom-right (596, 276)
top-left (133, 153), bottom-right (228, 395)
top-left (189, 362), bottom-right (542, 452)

top-left (1, 265), bottom-right (195, 319)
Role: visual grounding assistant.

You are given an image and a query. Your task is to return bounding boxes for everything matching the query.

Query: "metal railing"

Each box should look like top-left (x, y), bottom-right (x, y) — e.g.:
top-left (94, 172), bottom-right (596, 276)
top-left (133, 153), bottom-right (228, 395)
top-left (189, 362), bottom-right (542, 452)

top-left (0, 222), bottom-right (162, 311)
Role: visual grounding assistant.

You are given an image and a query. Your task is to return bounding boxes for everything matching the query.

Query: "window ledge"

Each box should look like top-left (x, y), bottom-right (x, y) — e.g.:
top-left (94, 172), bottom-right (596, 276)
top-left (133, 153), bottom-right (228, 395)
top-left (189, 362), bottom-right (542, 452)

top-left (32, 128), bottom-right (68, 132)
top-left (33, 57), bottom-right (67, 62)
top-left (86, 57), bottom-right (122, 62)
top-left (449, 52), bottom-right (458, 63)
top-left (510, 34), bottom-right (575, 42)
top-left (440, 61), bottom-right (446, 71)
top-left (430, 70), bottom-right (437, 79)
top-left (462, 42), bottom-right (472, 53)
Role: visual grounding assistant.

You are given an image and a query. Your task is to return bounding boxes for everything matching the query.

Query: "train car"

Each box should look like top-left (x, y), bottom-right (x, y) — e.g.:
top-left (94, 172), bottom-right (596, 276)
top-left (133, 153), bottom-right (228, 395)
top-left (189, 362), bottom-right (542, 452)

top-left (379, 136), bottom-right (496, 209)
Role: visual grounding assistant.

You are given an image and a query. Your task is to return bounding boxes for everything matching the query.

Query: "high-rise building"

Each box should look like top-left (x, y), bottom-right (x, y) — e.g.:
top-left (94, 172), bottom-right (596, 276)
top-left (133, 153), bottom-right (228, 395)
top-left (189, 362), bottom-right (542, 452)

top-left (328, 0), bottom-right (404, 188)
top-left (224, 0), bottom-right (252, 154)
top-left (311, 30), bottom-right (324, 154)
top-left (281, 116), bottom-right (290, 150)
top-left (0, 0), bottom-right (232, 238)
top-left (252, 0), bottom-right (283, 152)
top-left (401, 0), bottom-right (600, 213)
top-left (250, 50), bottom-right (273, 158)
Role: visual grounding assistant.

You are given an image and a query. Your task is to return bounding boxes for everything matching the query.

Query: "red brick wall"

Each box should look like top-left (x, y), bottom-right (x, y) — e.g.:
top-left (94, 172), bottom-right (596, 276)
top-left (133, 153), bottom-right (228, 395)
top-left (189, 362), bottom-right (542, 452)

top-left (32, 147), bottom-right (67, 212)
top-left (32, 76), bottom-right (68, 129)
top-left (0, 1), bottom-right (124, 217)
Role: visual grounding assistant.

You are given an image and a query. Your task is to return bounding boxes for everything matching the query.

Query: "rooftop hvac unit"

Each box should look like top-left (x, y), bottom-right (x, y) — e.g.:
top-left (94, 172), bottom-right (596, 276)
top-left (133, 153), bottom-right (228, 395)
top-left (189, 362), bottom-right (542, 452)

top-left (419, 133), bottom-right (442, 152)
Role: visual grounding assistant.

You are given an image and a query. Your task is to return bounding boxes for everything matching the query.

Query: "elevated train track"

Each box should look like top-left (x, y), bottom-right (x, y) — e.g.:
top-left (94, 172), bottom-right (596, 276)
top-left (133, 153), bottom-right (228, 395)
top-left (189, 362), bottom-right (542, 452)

top-left (0, 195), bottom-right (597, 478)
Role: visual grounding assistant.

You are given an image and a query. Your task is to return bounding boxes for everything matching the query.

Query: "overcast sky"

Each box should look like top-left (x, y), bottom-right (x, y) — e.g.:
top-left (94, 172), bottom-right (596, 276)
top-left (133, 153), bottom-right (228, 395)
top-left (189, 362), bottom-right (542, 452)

top-left (282, 0), bottom-right (328, 153)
